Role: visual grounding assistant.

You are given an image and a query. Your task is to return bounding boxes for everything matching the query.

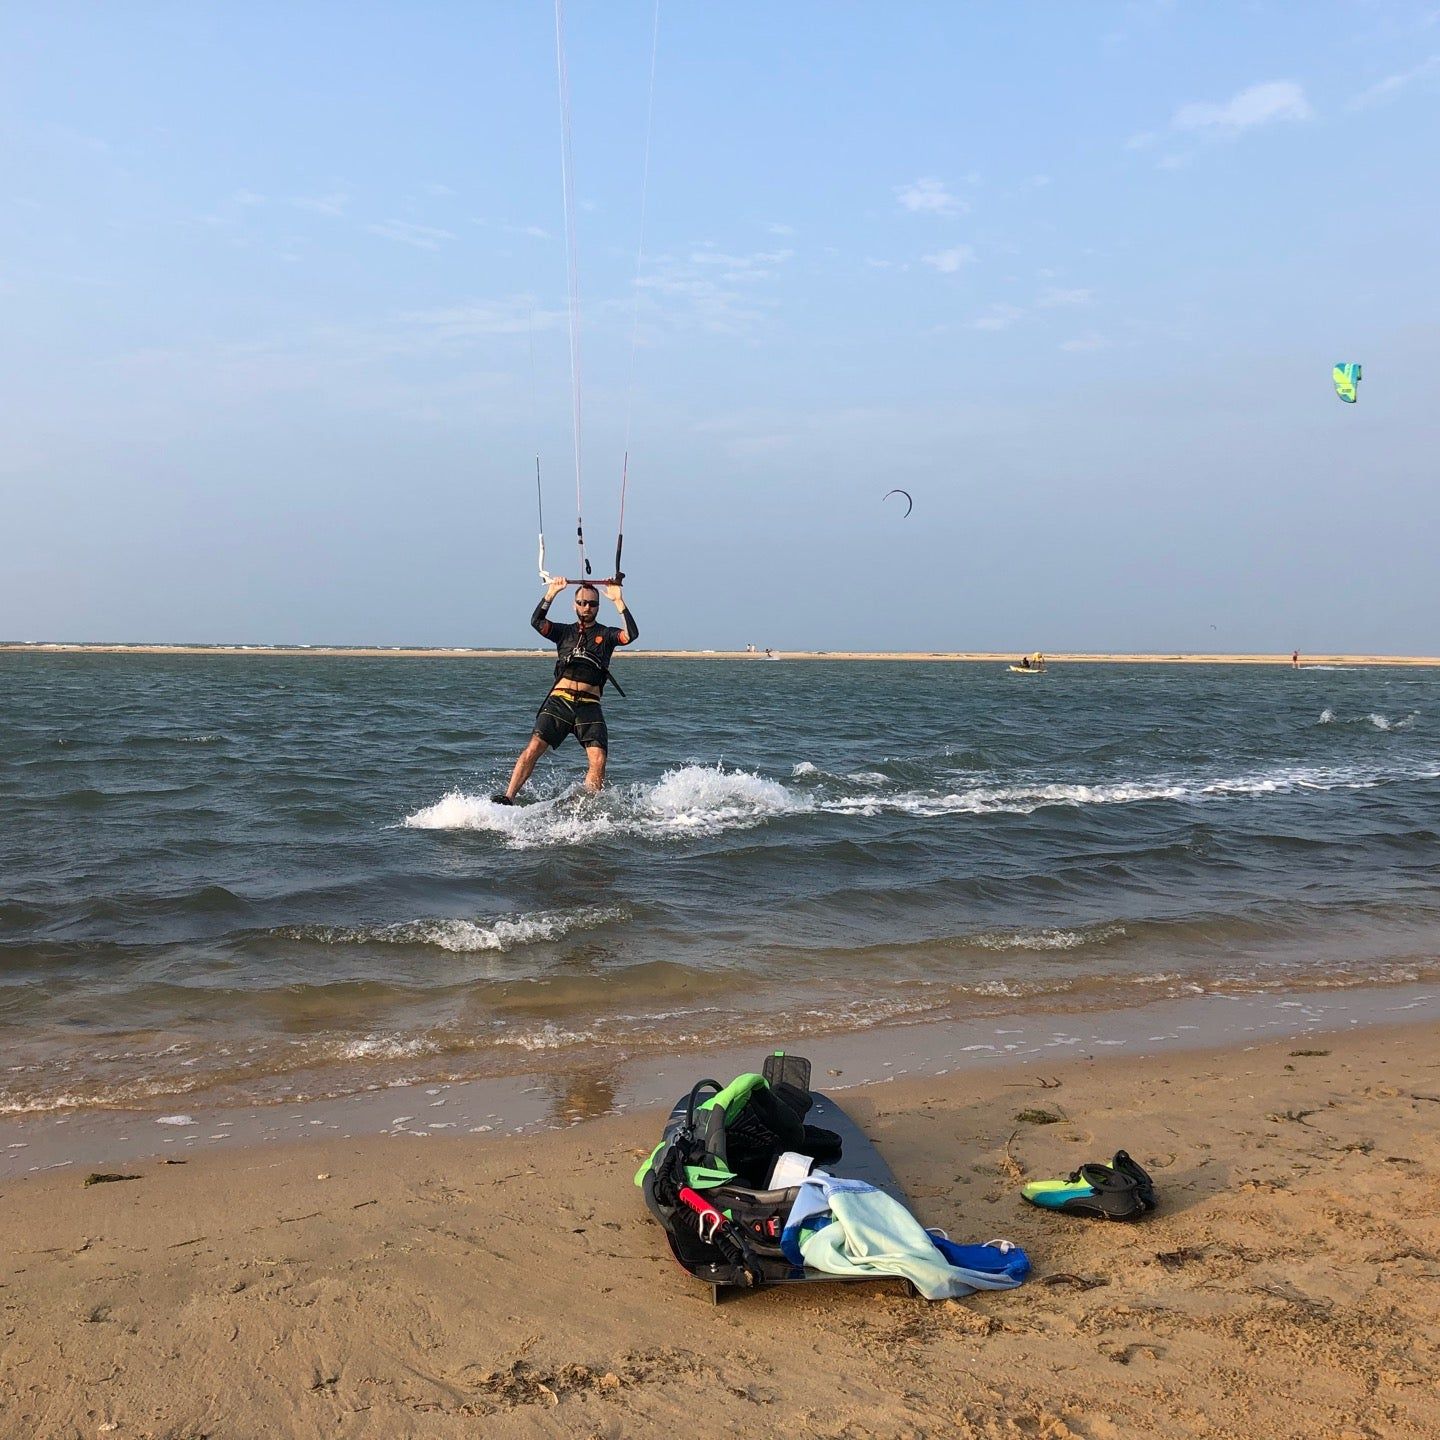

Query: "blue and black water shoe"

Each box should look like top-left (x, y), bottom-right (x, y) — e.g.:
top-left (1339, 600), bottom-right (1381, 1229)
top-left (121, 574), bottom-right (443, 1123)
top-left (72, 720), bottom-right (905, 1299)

top-left (1021, 1151), bottom-right (1154, 1222)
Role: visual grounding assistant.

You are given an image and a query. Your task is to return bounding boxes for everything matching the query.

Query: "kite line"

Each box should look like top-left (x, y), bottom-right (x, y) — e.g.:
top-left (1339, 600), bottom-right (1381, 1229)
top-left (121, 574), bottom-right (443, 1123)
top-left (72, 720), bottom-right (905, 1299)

top-left (540, 0), bottom-right (660, 588)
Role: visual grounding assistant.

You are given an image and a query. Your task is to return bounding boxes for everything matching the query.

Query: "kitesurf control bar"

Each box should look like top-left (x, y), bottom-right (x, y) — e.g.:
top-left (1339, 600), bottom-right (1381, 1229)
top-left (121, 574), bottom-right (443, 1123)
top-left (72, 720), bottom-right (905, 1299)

top-left (677, 1186), bottom-right (761, 1286)
top-left (546, 575), bottom-right (625, 587)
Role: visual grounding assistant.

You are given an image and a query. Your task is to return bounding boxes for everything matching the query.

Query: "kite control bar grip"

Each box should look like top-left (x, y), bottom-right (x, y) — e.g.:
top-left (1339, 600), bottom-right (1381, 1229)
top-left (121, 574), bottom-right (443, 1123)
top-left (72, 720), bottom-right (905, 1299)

top-left (546, 575), bottom-right (625, 588)
top-left (677, 1186), bottom-right (760, 1286)
top-left (678, 1186), bottom-right (726, 1241)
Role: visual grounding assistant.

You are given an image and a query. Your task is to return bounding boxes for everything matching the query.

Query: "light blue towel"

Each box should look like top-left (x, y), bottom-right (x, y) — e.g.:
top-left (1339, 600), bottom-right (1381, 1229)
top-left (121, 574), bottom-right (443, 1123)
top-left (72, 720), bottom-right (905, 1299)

top-left (785, 1174), bottom-right (1027, 1300)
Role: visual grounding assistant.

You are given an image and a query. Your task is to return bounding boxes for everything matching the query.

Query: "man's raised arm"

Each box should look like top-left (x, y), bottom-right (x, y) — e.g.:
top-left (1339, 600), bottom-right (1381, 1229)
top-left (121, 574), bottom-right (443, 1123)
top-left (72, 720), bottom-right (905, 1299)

top-left (604, 583), bottom-right (638, 644)
top-left (532, 577), bottom-right (567, 637)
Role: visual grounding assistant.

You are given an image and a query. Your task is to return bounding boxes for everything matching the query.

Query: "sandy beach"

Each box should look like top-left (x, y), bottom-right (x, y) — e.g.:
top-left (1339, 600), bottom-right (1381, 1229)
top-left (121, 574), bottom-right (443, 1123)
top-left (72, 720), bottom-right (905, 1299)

top-left (5, 1018), bottom-right (1438, 1439)
top-left (4, 644), bottom-right (1439, 665)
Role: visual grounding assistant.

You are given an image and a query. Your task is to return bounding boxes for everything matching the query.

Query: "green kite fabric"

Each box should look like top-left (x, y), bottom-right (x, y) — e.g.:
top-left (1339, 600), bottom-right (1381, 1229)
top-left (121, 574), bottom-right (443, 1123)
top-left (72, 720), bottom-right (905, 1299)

top-left (1333, 362), bottom-right (1361, 403)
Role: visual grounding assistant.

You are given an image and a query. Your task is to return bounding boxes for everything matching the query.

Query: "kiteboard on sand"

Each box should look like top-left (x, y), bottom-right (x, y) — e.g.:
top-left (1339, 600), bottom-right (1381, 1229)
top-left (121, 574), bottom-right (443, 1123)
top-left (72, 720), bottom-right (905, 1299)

top-left (636, 1054), bottom-right (1033, 1305)
top-left (639, 1082), bottom-right (898, 1307)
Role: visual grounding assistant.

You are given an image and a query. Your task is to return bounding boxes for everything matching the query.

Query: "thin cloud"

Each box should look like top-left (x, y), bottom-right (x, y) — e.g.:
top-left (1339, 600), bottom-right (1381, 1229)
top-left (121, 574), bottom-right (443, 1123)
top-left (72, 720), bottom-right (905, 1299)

top-left (1347, 54), bottom-right (1440, 110)
top-left (396, 301), bottom-right (558, 343)
top-left (688, 247), bottom-right (794, 275)
top-left (764, 222), bottom-right (796, 236)
top-left (971, 303), bottom-right (1025, 332)
top-left (1172, 81), bottom-right (1313, 139)
top-left (895, 177), bottom-right (967, 215)
top-left (1036, 286), bottom-right (1094, 308)
top-left (1059, 334), bottom-right (1109, 352)
top-left (636, 245), bottom-right (795, 336)
top-left (364, 220), bottom-right (456, 251)
top-left (922, 246), bottom-right (976, 274)
top-left (292, 193), bottom-right (349, 217)
top-left (95, 295), bottom-right (559, 421)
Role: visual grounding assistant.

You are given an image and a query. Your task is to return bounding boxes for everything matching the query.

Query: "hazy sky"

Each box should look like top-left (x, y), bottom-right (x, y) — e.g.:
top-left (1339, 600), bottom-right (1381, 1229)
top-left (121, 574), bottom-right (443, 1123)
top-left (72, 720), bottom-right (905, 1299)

top-left (2, 1), bottom-right (1437, 650)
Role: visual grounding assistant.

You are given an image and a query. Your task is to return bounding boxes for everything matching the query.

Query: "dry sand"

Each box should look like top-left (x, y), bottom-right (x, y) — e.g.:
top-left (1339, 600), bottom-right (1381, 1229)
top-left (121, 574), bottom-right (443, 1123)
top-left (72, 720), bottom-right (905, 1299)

top-left (4, 1022), bottom-right (1439, 1439)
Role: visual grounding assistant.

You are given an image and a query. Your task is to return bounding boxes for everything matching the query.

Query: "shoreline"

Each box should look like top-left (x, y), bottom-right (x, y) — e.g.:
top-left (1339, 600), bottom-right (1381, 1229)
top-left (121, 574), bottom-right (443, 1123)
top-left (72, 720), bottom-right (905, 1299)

top-left (2, 641), bottom-right (1438, 665)
top-left (6, 978), bottom-right (1435, 1179)
top-left (5, 1012), bottom-right (1438, 1436)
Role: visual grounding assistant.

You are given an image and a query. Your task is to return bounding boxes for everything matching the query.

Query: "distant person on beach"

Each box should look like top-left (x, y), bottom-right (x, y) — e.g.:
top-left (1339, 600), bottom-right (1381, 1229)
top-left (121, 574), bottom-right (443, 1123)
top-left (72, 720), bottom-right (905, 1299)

top-left (492, 578), bottom-right (638, 803)
top-left (1292, 650), bottom-right (1300, 669)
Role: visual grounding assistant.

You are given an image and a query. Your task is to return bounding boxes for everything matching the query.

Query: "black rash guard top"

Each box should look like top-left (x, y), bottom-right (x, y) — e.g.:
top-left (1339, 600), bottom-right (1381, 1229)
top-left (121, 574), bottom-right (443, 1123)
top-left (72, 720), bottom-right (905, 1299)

top-left (531, 599), bottom-right (638, 693)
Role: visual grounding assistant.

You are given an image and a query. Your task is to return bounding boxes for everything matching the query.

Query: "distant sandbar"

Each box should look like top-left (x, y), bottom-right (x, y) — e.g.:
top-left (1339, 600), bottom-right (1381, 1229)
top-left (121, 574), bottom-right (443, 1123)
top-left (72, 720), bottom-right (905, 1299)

top-left (3, 644), bottom-right (1436, 666)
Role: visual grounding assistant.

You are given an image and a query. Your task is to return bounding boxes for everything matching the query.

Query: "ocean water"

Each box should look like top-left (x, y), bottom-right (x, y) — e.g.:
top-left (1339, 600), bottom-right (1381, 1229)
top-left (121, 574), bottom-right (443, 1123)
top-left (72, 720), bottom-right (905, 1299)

top-left (3, 653), bottom-right (1438, 1116)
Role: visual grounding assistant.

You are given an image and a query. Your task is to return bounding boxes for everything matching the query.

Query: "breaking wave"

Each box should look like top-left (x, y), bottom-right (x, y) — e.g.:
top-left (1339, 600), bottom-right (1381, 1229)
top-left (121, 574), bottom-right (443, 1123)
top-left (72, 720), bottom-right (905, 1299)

top-left (277, 906), bottom-right (624, 953)
top-left (1317, 709), bottom-right (1418, 731)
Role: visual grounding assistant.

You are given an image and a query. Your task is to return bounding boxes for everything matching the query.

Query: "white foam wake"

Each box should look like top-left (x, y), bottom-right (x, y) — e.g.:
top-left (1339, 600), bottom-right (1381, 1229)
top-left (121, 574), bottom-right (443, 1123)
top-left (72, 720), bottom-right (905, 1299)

top-left (813, 762), bottom-right (1438, 818)
top-left (403, 765), bottom-right (808, 847)
top-left (642, 765), bottom-right (802, 829)
top-left (402, 757), bottom-right (1440, 845)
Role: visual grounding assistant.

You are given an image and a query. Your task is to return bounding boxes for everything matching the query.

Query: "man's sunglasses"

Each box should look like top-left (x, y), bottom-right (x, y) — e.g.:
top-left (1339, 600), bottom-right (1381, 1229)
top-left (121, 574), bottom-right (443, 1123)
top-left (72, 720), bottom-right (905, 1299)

top-left (574, 597), bottom-right (598, 607)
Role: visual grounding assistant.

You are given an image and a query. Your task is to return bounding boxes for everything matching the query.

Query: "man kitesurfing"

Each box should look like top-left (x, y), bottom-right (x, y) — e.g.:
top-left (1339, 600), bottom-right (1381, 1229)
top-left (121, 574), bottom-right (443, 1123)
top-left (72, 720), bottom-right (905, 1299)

top-left (492, 578), bottom-right (638, 803)
top-left (489, 1), bottom-right (654, 806)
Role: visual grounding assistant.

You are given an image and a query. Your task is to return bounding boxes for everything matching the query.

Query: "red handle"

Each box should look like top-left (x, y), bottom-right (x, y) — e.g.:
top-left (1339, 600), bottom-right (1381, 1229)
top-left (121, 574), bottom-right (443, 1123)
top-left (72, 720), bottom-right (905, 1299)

top-left (678, 1186), bottom-right (722, 1219)
top-left (677, 1186), bottom-right (726, 1240)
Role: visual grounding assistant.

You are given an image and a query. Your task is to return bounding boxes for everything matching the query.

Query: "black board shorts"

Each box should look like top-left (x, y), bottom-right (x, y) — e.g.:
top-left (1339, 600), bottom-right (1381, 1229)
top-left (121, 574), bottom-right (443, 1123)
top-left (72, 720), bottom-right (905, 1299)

top-left (533, 692), bottom-right (608, 752)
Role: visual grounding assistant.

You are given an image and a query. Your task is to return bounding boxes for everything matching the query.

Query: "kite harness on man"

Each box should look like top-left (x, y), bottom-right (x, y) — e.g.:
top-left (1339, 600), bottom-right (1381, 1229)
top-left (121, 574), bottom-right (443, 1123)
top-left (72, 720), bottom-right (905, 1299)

top-left (531, 593), bottom-right (638, 698)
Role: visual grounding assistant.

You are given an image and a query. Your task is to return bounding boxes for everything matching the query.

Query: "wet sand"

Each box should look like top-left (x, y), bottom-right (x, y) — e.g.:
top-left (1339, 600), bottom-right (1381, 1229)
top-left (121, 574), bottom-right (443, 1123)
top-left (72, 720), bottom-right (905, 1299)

top-left (5, 1018), bottom-right (1439, 1439)
top-left (3, 643), bottom-right (1439, 665)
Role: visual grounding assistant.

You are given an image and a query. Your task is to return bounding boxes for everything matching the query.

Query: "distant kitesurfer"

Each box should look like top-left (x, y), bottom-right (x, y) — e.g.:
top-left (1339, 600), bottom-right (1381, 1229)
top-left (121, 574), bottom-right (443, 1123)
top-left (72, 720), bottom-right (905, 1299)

top-left (1292, 649), bottom-right (1300, 669)
top-left (492, 579), bottom-right (638, 803)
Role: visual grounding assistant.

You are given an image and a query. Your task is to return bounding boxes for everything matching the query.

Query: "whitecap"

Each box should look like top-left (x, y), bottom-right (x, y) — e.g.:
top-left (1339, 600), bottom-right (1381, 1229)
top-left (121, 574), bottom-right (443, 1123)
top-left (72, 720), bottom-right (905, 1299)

top-left (280, 906), bottom-right (624, 954)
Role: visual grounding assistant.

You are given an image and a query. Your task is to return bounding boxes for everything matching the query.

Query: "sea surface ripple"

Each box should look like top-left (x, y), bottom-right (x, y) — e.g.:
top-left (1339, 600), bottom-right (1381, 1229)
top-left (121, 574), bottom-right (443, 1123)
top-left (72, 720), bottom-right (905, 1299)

top-left (3, 653), bottom-right (1438, 1113)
